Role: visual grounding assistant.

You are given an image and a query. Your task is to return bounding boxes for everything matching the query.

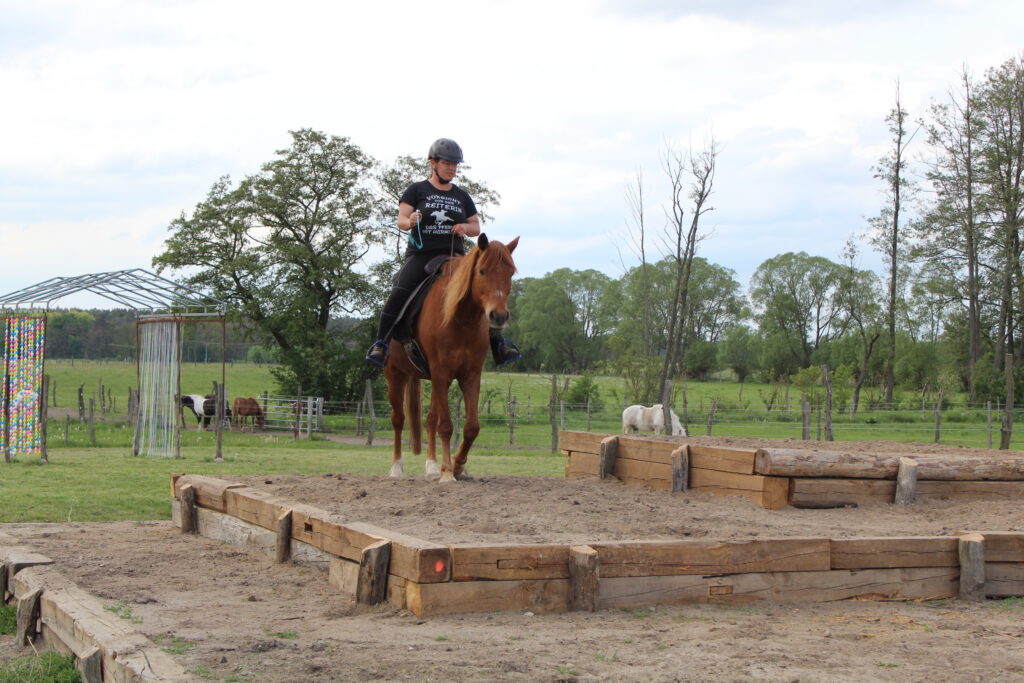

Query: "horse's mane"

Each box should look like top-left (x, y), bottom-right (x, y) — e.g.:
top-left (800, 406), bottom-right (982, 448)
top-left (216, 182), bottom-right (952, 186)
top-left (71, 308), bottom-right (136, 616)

top-left (440, 241), bottom-right (516, 326)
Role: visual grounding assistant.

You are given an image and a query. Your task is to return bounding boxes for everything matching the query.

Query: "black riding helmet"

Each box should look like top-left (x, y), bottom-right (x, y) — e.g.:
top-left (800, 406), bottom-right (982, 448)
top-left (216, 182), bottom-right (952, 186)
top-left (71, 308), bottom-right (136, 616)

top-left (428, 138), bottom-right (464, 163)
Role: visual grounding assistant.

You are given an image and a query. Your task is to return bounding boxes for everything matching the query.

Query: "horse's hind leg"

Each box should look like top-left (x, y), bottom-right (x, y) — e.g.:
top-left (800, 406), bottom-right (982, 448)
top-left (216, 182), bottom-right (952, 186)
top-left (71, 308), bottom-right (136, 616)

top-left (424, 406), bottom-right (440, 478)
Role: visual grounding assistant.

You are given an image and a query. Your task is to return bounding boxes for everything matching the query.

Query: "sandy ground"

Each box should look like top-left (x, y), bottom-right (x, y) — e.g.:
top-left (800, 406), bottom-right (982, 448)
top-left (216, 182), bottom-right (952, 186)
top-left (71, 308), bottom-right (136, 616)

top-left (4, 437), bottom-right (1024, 681)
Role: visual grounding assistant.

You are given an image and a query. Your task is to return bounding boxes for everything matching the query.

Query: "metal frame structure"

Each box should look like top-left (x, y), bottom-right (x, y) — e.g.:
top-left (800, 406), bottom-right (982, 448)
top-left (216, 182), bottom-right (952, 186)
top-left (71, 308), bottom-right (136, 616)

top-left (0, 268), bottom-right (225, 316)
top-left (0, 269), bottom-right (228, 459)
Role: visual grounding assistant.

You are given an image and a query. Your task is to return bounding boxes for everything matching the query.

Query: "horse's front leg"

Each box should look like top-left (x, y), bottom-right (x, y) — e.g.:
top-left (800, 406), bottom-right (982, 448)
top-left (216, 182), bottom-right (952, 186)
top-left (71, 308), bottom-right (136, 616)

top-left (430, 377), bottom-right (457, 483)
top-left (385, 369), bottom-right (407, 478)
top-left (452, 376), bottom-right (481, 480)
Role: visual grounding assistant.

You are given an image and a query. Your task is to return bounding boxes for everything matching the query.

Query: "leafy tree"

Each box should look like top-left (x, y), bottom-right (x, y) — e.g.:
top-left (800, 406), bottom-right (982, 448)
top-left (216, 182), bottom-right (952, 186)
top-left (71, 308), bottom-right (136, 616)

top-left (153, 129), bottom-right (385, 400)
top-left (718, 325), bottom-right (758, 383)
top-left (749, 252), bottom-right (846, 375)
top-left (513, 276), bottom-right (587, 372)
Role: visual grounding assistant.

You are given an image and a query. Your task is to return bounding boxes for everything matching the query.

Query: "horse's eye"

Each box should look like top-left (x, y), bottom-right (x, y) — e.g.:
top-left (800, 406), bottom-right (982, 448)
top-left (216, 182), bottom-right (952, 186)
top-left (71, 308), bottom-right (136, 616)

top-left (479, 269), bottom-right (486, 276)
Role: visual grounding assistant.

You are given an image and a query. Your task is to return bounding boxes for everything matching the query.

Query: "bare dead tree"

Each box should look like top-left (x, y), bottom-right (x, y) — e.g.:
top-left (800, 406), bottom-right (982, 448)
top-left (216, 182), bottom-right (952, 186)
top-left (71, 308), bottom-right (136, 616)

top-left (657, 137), bottom-right (718, 404)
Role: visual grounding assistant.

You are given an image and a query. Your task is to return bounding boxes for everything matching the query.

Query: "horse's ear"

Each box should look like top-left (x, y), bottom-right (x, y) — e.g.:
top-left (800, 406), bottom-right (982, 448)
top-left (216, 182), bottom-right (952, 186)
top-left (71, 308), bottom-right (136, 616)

top-left (478, 233), bottom-right (489, 250)
top-left (506, 237), bottom-right (519, 254)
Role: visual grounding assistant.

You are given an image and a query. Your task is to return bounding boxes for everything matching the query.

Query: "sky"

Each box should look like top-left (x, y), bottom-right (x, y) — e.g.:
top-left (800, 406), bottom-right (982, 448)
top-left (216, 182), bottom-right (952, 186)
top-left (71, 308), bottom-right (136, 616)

top-left (1, 0), bottom-right (1022, 311)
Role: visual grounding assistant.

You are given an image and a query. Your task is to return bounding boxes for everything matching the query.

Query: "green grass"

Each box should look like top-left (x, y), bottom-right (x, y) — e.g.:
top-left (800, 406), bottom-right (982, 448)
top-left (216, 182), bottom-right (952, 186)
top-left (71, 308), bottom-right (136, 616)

top-left (0, 436), bottom-right (566, 523)
top-left (0, 652), bottom-right (80, 683)
top-left (0, 606), bottom-right (14, 635)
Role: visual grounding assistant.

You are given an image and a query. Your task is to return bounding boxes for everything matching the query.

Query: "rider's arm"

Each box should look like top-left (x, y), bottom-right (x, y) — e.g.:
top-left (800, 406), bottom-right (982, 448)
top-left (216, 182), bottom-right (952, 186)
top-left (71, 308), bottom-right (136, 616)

top-left (397, 202), bottom-right (420, 232)
top-left (453, 214), bottom-right (481, 237)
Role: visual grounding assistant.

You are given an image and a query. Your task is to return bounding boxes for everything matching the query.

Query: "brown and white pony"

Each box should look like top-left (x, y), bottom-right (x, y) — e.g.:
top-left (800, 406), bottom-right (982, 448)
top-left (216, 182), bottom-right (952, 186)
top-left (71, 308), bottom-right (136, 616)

top-left (384, 234), bottom-right (519, 483)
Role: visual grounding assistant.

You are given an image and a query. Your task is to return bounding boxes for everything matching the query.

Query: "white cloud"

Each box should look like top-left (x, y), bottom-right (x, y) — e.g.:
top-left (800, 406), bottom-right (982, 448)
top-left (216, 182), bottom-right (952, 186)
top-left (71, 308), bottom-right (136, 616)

top-left (2, 0), bottom-right (1023, 299)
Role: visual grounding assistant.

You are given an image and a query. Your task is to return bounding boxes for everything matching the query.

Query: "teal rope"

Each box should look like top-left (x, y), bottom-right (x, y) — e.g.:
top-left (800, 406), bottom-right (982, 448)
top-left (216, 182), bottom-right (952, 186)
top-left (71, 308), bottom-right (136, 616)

top-left (408, 213), bottom-right (424, 249)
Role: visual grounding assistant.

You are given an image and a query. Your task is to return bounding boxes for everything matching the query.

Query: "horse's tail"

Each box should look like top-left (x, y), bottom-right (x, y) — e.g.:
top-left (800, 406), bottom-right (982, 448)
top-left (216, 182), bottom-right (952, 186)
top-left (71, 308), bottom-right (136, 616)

top-left (406, 379), bottom-right (422, 454)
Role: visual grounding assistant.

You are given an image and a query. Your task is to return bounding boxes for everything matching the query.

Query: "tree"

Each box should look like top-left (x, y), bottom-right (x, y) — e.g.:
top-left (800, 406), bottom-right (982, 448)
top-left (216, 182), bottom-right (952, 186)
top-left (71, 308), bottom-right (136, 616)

top-left (514, 276), bottom-right (587, 372)
top-left (718, 325), bottom-right (758, 383)
top-left (836, 241), bottom-right (884, 416)
top-left (917, 66), bottom-right (984, 399)
top-left (153, 129), bottom-right (385, 401)
top-left (869, 82), bottom-right (918, 404)
top-left (656, 138), bottom-right (717, 401)
top-left (749, 252), bottom-right (846, 376)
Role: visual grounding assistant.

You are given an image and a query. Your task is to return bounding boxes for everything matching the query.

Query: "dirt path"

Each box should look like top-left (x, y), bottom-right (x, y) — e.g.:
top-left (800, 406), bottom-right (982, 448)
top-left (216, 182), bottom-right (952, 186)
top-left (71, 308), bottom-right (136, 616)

top-left (4, 436), bottom-right (1024, 681)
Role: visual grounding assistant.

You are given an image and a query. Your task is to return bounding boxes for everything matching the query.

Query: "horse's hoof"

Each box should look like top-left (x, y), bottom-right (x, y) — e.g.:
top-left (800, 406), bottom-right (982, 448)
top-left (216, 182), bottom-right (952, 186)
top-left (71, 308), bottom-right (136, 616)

top-left (438, 472), bottom-right (456, 484)
top-left (424, 460), bottom-right (441, 477)
top-left (389, 462), bottom-right (404, 478)
top-left (455, 471), bottom-right (473, 481)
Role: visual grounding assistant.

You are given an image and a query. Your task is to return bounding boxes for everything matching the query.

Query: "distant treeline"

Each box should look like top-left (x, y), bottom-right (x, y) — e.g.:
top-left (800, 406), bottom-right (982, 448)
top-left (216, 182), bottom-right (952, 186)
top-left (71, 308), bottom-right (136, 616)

top-left (40, 309), bottom-right (317, 363)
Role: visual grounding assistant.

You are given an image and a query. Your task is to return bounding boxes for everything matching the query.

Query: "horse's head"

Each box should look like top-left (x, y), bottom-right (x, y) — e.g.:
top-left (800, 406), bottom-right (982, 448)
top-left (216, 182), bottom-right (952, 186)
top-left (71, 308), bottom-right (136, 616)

top-left (470, 233), bottom-right (519, 331)
top-left (441, 233), bottom-right (519, 328)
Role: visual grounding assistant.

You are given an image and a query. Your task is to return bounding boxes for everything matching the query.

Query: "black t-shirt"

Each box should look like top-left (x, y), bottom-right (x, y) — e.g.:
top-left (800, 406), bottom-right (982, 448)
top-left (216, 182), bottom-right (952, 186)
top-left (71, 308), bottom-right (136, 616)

top-left (400, 180), bottom-right (478, 255)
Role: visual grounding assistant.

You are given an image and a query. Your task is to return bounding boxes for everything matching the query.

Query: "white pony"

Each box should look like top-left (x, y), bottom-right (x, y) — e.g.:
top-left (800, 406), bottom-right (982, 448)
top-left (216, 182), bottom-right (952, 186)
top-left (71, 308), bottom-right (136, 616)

top-left (622, 404), bottom-right (687, 436)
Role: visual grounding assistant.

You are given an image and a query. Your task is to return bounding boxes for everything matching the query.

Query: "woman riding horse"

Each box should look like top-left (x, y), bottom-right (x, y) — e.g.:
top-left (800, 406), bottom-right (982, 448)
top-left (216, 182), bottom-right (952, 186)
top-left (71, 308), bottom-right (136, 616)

top-left (366, 138), bottom-right (521, 368)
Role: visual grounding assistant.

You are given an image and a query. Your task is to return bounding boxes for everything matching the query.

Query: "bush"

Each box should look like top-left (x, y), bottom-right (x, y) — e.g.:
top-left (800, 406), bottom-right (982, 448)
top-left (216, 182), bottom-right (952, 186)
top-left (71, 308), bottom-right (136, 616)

top-left (565, 372), bottom-right (604, 412)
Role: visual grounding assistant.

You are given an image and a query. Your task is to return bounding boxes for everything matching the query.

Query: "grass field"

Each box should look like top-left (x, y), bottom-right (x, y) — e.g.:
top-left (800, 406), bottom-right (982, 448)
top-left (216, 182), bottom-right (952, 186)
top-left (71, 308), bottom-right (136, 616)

top-left (28, 359), bottom-right (1024, 451)
top-left (7, 360), bottom-right (1024, 524)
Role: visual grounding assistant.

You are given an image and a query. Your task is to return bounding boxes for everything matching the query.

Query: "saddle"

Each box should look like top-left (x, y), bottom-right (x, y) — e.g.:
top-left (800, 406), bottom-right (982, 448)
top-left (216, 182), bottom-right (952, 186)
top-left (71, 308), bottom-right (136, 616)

top-left (391, 255), bottom-right (450, 378)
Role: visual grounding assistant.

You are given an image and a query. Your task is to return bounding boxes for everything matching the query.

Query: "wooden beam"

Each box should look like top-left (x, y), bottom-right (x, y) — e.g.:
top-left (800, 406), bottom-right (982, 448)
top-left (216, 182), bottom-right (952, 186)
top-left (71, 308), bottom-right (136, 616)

top-left (671, 447), bottom-right (688, 492)
top-left (405, 578), bottom-right (569, 617)
top-left (831, 537), bottom-right (959, 569)
top-left (179, 484), bottom-right (197, 534)
top-left (894, 457), bottom-right (918, 505)
top-left (275, 510), bottom-right (292, 564)
top-left (599, 566), bottom-right (959, 609)
top-left (172, 474), bottom-right (246, 512)
top-left (792, 478), bottom-right (1024, 508)
top-left (590, 538), bottom-right (830, 578)
top-left (958, 533), bottom-right (985, 602)
top-left (565, 451), bottom-right (600, 478)
top-left (688, 445), bottom-right (757, 475)
top-left (357, 540), bottom-right (392, 605)
top-left (16, 587), bottom-right (41, 645)
top-left (558, 430), bottom-right (605, 454)
top-left (756, 448), bottom-right (1024, 481)
top-left (956, 531), bottom-right (1024, 562)
top-left (689, 468), bottom-right (789, 509)
top-left (599, 436), bottom-right (618, 479)
top-left (569, 546), bottom-right (599, 612)
top-left (77, 646), bottom-right (102, 683)
top-left (610, 458), bottom-right (672, 490)
top-left (450, 544), bottom-right (570, 581)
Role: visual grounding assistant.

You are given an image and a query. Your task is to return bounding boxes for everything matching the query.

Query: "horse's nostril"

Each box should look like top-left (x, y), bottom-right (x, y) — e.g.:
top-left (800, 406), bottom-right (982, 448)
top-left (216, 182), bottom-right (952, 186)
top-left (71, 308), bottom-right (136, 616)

top-left (489, 310), bottom-right (509, 327)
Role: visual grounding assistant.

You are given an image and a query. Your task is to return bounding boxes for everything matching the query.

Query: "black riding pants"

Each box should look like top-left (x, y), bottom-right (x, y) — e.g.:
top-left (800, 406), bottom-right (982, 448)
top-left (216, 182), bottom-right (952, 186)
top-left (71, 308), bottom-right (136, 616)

top-left (374, 252), bottom-right (440, 342)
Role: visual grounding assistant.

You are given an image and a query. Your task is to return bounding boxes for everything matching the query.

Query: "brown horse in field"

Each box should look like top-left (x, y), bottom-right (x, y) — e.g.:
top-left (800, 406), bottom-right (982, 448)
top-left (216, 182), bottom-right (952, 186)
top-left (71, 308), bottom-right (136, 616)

top-left (384, 234), bottom-right (519, 483)
top-left (231, 396), bottom-right (265, 431)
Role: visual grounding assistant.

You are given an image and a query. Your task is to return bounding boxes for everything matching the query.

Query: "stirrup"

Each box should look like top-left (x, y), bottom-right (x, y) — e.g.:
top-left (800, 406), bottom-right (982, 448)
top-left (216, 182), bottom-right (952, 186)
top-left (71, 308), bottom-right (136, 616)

top-left (492, 338), bottom-right (521, 366)
top-left (366, 340), bottom-right (388, 368)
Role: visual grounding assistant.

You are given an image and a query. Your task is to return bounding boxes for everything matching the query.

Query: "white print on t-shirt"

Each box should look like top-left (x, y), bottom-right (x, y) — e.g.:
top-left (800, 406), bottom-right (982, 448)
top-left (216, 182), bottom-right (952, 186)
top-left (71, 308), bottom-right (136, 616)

top-left (431, 209), bottom-right (453, 225)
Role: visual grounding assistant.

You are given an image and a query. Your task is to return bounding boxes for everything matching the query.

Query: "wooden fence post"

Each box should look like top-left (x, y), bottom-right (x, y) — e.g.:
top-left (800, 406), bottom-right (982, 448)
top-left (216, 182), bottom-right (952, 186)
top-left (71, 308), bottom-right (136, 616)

top-left (40, 374), bottom-right (49, 464)
top-left (705, 398), bottom-right (717, 436)
top-left (549, 375), bottom-right (558, 453)
top-left (823, 365), bottom-right (834, 442)
top-left (1001, 353), bottom-right (1014, 450)
top-left (88, 398), bottom-right (96, 446)
top-left (801, 398), bottom-right (810, 440)
top-left (934, 391), bottom-right (944, 444)
top-left (364, 380), bottom-right (375, 447)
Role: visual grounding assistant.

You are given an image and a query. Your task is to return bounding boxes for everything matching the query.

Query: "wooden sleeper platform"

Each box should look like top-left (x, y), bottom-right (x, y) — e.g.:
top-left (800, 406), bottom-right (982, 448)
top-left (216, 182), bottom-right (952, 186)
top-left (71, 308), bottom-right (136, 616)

top-left (169, 474), bottom-right (1024, 617)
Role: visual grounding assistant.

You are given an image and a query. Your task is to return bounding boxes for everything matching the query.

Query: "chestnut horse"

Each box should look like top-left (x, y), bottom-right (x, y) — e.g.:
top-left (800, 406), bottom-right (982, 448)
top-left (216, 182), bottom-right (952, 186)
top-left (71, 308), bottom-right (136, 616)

top-left (384, 234), bottom-right (519, 483)
top-left (231, 397), bottom-right (265, 431)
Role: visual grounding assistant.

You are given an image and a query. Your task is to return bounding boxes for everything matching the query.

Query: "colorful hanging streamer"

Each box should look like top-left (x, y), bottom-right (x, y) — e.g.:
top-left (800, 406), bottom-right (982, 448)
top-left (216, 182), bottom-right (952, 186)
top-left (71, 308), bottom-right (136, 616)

top-left (2, 315), bottom-right (47, 457)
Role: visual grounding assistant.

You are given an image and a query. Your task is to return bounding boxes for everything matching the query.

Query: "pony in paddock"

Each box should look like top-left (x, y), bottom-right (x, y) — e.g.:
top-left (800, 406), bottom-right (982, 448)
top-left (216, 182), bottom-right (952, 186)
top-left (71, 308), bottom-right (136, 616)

top-left (384, 234), bottom-right (519, 483)
top-left (201, 393), bottom-right (232, 429)
top-left (622, 404), bottom-right (687, 436)
top-left (180, 394), bottom-right (206, 427)
top-left (232, 397), bottom-right (265, 431)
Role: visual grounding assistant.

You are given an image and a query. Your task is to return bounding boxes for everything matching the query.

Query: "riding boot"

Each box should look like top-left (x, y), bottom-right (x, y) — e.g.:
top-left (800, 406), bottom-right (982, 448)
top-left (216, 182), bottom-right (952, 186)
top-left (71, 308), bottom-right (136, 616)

top-left (489, 331), bottom-right (522, 366)
top-left (366, 339), bottom-right (389, 368)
